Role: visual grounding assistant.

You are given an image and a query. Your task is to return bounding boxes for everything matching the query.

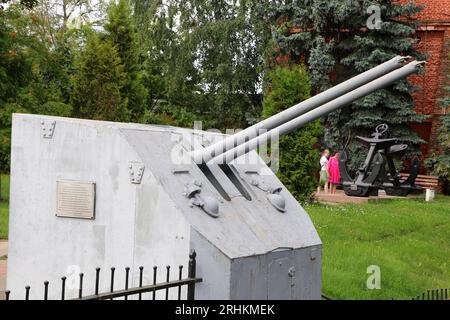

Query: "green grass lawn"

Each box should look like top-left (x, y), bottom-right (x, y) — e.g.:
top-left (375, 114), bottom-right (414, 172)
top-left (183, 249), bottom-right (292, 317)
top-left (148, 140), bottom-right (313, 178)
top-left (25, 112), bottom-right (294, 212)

top-left (0, 174), bottom-right (10, 239)
top-left (305, 195), bottom-right (450, 300)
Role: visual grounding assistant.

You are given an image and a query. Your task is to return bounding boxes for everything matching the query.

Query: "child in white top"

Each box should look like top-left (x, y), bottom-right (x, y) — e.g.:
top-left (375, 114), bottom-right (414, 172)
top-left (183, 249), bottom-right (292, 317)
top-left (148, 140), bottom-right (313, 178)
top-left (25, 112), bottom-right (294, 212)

top-left (317, 149), bottom-right (330, 193)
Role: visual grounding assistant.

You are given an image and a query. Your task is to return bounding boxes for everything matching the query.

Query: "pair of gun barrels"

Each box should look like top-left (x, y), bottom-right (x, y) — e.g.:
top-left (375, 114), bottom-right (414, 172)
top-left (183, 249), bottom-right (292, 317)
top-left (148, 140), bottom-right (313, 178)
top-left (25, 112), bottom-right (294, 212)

top-left (190, 56), bottom-right (425, 165)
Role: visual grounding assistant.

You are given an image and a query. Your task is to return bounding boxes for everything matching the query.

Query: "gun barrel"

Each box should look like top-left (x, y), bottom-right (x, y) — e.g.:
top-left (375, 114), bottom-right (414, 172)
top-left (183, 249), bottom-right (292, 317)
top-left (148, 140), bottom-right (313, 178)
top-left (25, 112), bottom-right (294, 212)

top-left (208, 60), bottom-right (425, 165)
top-left (191, 56), bottom-right (409, 164)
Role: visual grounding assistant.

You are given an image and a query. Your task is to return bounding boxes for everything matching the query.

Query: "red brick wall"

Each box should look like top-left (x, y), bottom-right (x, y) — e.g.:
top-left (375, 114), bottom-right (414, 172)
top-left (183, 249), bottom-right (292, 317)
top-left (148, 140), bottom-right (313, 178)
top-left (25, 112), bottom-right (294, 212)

top-left (409, 31), bottom-right (445, 116)
top-left (397, 1), bottom-right (450, 162)
top-left (398, 0), bottom-right (450, 22)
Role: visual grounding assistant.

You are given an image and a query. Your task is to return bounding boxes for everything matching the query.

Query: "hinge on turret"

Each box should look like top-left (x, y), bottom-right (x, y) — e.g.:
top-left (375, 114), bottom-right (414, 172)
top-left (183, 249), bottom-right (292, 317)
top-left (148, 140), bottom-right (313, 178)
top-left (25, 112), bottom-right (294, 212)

top-left (128, 162), bottom-right (145, 184)
top-left (41, 121), bottom-right (56, 139)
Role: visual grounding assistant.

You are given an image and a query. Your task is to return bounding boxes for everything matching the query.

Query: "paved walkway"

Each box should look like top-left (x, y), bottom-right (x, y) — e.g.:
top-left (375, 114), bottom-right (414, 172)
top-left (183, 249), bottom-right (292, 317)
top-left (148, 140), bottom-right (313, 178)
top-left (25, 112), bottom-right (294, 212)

top-left (314, 189), bottom-right (422, 205)
top-left (0, 240), bottom-right (8, 300)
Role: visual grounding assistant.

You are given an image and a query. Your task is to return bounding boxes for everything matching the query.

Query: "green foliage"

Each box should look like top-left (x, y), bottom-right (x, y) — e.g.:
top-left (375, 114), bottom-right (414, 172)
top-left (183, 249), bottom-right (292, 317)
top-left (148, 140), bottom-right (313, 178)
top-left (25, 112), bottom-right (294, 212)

top-left (0, 174), bottom-right (9, 238)
top-left (267, 0), bottom-right (427, 170)
top-left (262, 65), bottom-right (323, 201)
top-left (0, 4), bottom-right (70, 174)
top-left (0, 103), bottom-right (26, 175)
top-left (71, 33), bottom-right (128, 121)
top-left (141, 104), bottom-right (199, 129)
top-left (133, 0), bottom-right (272, 130)
top-left (0, 198), bottom-right (8, 239)
top-left (262, 65), bottom-right (311, 118)
top-left (425, 79), bottom-right (450, 179)
top-left (105, 0), bottom-right (147, 121)
top-left (0, 174), bottom-right (8, 201)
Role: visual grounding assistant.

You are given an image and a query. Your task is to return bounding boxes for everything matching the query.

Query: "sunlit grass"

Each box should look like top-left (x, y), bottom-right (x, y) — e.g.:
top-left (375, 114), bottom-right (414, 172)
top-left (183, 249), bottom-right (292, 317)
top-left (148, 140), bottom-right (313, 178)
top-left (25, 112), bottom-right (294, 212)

top-left (306, 195), bottom-right (450, 300)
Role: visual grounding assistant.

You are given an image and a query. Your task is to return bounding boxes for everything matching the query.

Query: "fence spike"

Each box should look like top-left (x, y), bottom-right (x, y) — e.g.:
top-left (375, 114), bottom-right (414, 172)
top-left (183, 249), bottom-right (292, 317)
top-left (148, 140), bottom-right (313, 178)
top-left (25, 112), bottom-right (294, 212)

top-left (61, 276), bottom-right (67, 300)
top-left (44, 281), bottom-right (49, 300)
top-left (166, 265), bottom-right (171, 300)
top-left (25, 286), bottom-right (30, 300)
top-left (110, 267), bottom-right (116, 300)
top-left (79, 273), bottom-right (84, 299)
top-left (152, 266), bottom-right (157, 300)
top-left (124, 267), bottom-right (130, 301)
top-left (178, 265), bottom-right (183, 300)
top-left (138, 266), bottom-right (144, 300)
top-left (95, 267), bottom-right (101, 296)
top-left (187, 250), bottom-right (197, 300)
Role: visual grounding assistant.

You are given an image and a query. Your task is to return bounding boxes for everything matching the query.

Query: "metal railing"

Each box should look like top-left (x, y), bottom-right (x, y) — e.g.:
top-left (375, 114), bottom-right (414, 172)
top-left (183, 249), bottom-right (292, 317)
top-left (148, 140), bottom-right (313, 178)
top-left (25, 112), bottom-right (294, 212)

top-left (5, 250), bottom-right (202, 301)
top-left (412, 288), bottom-right (449, 300)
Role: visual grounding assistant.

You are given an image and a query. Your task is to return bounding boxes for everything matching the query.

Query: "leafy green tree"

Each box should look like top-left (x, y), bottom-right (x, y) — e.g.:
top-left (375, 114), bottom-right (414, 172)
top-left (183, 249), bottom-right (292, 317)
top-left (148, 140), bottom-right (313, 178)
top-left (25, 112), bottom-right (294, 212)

top-left (71, 32), bottom-right (127, 121)
top-left (132, 0), bottom-right (180, 113)
top-left (1, 2), bottom-right (73, 110)
top-left (0, 103), bottom-right (26, 200)
top-left (0, 1), bottom-right (70, 193)
top-left (105, 0), bottom-right (147, 122)
top-left (262, 65), bottom-right (323, 201)
top-left (267, 0), bottom-right (427, 170)
top-left (133, 0), bottom-right (272, 130)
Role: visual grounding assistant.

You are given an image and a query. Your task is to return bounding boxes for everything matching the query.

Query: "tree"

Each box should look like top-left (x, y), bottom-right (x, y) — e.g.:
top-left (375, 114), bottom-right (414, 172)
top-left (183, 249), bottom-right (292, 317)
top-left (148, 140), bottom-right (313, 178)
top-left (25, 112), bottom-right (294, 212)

top-left (262, 65), bottom-right (323, 201)
top-left (425, 76), bottom-right (450, 181)
top-left (0, 0), bottom-right (37, 9)
top-left (1, 3), bottom-right (72, 111)
top-left (132, 0), bottom-right (272, 130)
top-left (105, 0), bottom-right (147, 122)
top-left (0, 1), bottom-right (35, 199)
top-left (0, 1), bottom-right (71, 197)
top-left (267, 0), bottom-right (427, 170)
top-left (71, 32), bottom-right (127, 121)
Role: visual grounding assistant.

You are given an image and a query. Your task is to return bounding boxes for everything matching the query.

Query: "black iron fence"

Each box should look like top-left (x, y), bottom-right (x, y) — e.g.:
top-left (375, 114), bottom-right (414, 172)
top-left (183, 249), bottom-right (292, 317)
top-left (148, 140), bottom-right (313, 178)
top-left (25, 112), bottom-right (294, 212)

top-left (412, 288), bottom-right (449, 300)
top-left (5, 250), bottom-right (202, 301)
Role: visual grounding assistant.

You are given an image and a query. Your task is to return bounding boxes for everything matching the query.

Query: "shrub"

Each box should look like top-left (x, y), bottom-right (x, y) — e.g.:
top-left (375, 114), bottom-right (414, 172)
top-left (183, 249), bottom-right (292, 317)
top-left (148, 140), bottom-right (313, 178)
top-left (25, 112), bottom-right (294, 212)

top-left (262, 65), bottom-right (323, 201)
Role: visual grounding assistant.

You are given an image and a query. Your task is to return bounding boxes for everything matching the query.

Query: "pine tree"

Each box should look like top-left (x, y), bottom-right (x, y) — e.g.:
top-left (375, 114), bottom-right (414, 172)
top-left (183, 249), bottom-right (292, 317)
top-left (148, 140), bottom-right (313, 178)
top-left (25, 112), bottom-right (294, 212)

top-left (267, 0), bottom-right (427, 170)
top-left (71, 33), bottom-right (127, 121)
top-left (105, 0), bottom-right (147, 122)
top-left (262, 65), bottom-right (323, 201)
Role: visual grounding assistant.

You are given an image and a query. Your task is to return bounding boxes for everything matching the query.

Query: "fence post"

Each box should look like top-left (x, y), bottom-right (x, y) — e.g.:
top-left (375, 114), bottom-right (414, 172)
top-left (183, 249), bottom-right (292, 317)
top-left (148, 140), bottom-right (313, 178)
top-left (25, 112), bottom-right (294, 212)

top-left (187, 250), bottom-right (197, 300)
top-left (61, 277), bottom-right (66, 300)
top-left (25, 286), bottom-right (30, 300)
top-left (44, 281), bottom-right (49, 300)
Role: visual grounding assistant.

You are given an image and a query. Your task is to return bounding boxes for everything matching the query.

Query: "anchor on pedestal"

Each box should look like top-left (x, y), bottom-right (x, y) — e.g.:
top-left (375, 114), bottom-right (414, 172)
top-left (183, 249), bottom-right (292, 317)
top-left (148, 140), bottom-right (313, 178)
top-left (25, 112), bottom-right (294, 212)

top-left (339, 124), bottom-right (421, 197)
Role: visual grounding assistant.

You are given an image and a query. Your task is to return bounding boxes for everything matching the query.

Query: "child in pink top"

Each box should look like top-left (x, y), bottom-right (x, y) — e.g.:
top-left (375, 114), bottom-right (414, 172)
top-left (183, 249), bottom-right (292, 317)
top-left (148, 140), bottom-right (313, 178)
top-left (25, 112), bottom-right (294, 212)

top-left (328, 152), bottom-right (341, 194)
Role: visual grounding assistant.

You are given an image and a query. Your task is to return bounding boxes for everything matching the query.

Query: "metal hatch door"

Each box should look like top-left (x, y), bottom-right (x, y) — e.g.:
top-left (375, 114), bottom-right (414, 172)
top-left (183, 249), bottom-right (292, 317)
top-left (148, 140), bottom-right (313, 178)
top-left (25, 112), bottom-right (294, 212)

top-left (267, 255), bottom-right (295, 300)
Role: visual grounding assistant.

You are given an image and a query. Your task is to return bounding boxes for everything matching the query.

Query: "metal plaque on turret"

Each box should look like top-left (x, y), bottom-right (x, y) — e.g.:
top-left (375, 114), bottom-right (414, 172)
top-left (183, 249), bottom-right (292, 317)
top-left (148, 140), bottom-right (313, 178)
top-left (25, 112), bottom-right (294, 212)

top-left (56, 180), bottom-right (96, 219)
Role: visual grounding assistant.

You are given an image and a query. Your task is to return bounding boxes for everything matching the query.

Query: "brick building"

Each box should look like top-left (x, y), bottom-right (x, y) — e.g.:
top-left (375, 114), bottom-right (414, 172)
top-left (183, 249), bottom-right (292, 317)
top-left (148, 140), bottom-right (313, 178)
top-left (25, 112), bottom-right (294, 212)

top-left (404, 0), bottom-right (450, 164)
